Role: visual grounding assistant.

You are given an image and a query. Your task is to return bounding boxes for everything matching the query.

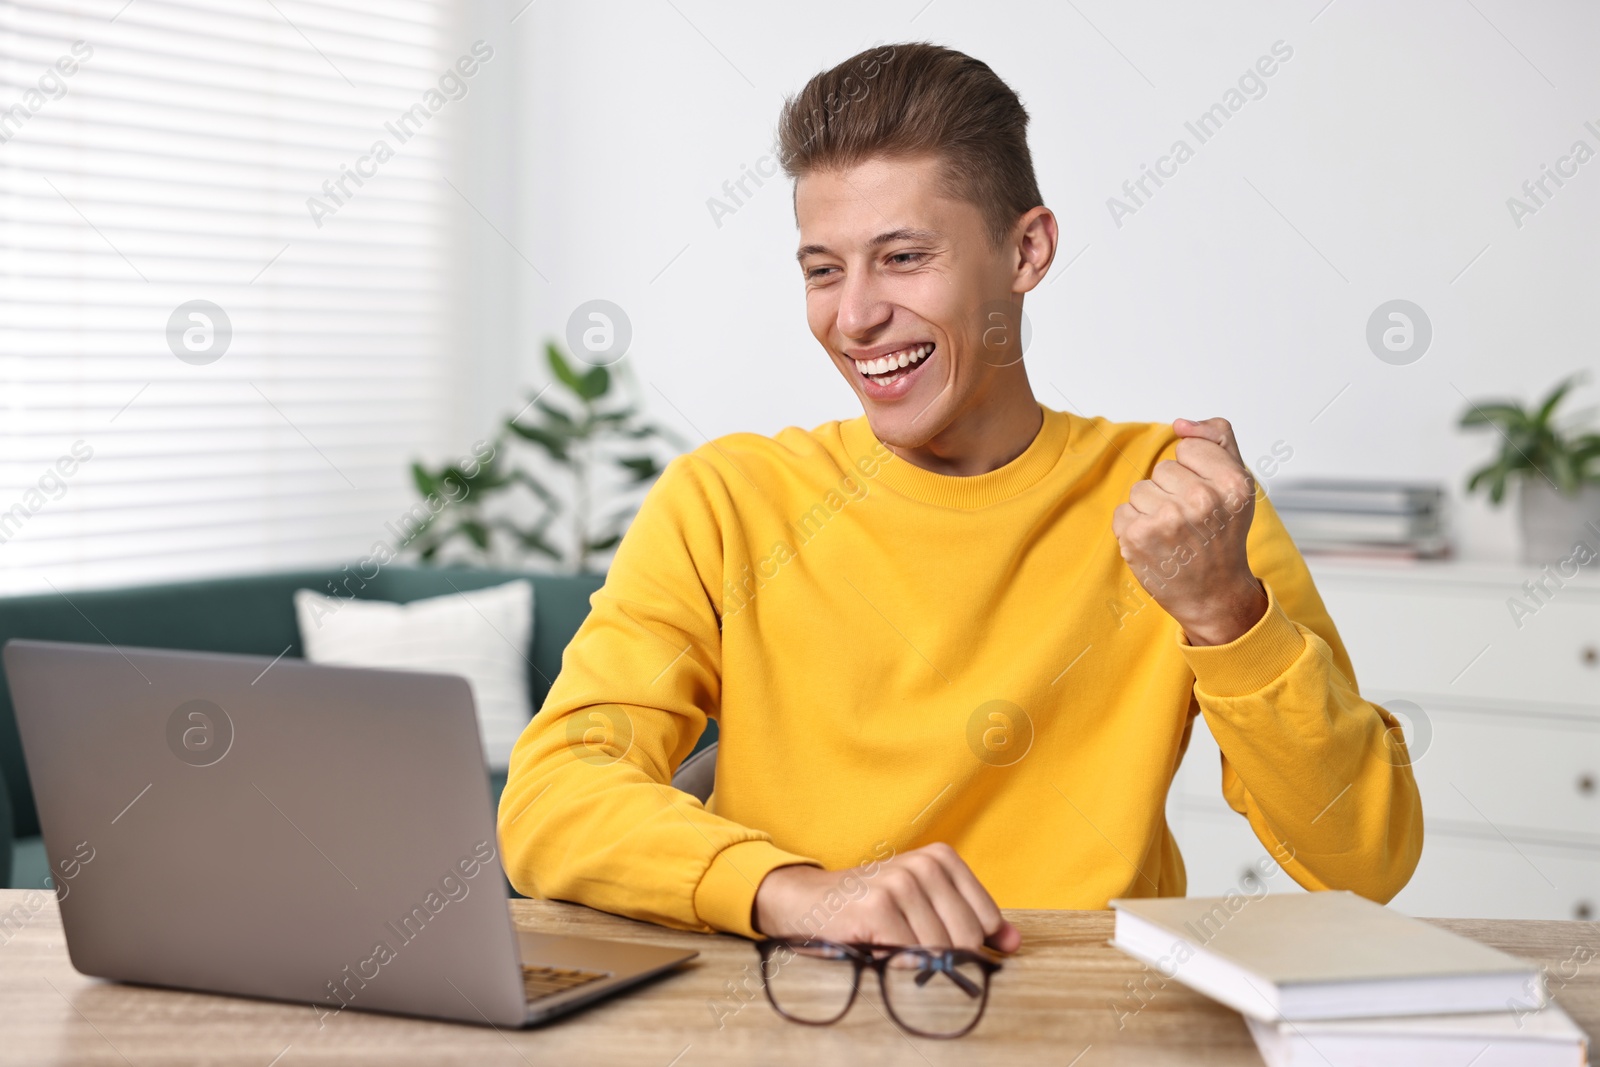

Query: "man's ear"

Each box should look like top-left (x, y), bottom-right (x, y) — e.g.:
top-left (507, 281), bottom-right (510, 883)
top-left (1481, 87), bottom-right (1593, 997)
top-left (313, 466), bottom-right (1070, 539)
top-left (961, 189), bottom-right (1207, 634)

top-left (1011, 205), bottom-right (1058, 294)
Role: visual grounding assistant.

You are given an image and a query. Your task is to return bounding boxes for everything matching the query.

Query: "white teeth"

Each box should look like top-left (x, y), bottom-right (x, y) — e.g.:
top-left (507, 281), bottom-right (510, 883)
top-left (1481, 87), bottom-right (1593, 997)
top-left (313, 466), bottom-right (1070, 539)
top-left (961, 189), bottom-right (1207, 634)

top-left (855, 344), bottom-right (930, 378)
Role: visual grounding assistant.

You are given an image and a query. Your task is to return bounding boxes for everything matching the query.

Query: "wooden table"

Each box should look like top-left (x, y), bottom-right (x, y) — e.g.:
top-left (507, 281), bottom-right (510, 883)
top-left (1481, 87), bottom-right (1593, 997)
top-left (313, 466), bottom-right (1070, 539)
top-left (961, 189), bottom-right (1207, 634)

top-left (0, 889), bottom-right (1593, 1065)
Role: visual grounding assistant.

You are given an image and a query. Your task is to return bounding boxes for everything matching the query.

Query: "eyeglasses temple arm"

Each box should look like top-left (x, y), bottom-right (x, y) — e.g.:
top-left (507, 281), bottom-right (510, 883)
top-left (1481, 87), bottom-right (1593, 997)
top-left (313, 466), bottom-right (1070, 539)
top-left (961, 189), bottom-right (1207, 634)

top-left (910, 957), bottom-right (984, 998)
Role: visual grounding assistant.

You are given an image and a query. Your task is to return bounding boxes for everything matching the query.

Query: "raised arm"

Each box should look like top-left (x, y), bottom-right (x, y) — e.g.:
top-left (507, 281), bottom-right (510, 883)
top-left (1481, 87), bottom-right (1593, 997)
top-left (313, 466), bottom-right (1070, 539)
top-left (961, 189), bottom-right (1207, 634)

top-left (1114, 418), bottom-right (1423, 902)
top-left (496, 453), bottom-right (815, 936)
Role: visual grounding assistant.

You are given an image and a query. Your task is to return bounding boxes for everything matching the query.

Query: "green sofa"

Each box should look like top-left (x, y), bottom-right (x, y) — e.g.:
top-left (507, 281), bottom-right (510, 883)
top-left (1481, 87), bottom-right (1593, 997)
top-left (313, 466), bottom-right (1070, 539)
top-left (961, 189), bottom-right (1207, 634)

top-left (0, 565), bottom-right (718, 890)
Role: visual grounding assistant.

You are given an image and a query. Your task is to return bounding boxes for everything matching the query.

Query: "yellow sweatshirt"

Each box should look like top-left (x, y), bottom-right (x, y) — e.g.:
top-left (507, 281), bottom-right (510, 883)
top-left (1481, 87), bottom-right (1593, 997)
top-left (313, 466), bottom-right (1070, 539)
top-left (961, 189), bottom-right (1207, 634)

top-left (497, 403), bottom-right (1424, 938)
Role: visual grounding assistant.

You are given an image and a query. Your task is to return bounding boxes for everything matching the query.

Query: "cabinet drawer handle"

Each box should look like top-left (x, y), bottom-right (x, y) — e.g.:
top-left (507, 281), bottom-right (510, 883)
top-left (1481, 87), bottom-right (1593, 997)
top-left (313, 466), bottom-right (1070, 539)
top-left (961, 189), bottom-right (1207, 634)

top-left (1576, 901), bottom-right (1595, 921)
top-left (1579, 774), bottom-right (1597, 796)
top-left (1583, 645), bottom-right (1598, 668)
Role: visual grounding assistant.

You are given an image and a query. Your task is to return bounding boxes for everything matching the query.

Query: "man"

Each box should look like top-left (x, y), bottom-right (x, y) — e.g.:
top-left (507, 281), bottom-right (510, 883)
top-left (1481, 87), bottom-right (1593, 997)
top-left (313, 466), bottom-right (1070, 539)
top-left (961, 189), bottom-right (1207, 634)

top-left (497, 42), bottom-right (1423, 954)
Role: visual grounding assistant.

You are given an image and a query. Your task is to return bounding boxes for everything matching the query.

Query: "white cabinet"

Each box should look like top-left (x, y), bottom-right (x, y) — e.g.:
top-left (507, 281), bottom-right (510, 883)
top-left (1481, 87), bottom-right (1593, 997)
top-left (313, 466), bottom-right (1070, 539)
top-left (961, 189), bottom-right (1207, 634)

top-left (1167, 558), bottom-right (1600, 920)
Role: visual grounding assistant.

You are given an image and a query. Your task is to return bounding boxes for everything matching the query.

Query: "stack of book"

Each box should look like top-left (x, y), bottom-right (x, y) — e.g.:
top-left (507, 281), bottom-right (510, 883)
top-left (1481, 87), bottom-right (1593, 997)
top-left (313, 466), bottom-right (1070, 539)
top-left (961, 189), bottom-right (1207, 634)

top-left (1268, 479), bottom-right (1449, 559)
top-left (1111, 892), bottom-right (1589, 1066)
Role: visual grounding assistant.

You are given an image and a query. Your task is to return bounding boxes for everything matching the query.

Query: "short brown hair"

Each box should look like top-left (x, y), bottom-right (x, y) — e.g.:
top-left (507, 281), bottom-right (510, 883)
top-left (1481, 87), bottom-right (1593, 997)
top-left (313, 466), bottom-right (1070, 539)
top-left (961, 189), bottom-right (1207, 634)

top-left (776, 42), bottom-right (1043, 250)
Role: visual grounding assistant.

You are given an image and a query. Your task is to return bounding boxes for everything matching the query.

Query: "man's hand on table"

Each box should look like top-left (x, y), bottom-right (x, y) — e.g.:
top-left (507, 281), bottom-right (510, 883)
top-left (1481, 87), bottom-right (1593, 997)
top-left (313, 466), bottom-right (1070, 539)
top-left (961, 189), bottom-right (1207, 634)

top-left (751, 842), bottom-right (1021, 953)
top-left (1111, 416), bottom-right (1270, 647)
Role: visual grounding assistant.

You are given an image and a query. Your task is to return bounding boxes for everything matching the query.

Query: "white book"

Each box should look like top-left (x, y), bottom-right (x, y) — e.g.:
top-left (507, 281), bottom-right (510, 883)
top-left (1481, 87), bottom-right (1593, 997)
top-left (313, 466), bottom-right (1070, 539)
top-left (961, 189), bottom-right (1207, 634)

top-left (1110, 892), bottom-right (1545, 1022)
top-left (1247, 1002), bottom-right (1589, 1067)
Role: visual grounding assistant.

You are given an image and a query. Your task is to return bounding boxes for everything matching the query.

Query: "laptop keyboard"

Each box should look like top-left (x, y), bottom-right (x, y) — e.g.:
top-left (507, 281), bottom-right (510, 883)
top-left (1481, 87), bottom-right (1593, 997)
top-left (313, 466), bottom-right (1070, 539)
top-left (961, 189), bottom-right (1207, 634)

top-left (521, 965), bottom-right (611, 1003)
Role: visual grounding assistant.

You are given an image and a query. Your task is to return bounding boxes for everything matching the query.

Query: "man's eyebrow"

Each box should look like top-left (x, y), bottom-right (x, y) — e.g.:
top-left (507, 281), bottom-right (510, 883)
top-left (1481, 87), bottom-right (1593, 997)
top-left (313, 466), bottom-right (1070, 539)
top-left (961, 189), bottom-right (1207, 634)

top-left (795, 228), bottom-right (943, 263)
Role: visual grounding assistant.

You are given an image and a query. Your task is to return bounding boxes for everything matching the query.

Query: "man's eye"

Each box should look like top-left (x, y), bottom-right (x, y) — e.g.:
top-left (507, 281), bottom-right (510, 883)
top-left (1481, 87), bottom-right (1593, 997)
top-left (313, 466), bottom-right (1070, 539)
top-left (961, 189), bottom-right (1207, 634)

top-left (805, 266), bottom-right (836, 280)
top-left (890, 252), bottom-right (925, 266)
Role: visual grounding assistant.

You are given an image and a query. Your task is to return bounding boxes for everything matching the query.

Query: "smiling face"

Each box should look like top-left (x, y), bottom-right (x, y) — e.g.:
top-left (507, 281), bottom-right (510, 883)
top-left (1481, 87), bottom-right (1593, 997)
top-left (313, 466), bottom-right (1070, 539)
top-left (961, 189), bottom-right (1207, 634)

top-left (796, 153), bottom-right (1051, 458)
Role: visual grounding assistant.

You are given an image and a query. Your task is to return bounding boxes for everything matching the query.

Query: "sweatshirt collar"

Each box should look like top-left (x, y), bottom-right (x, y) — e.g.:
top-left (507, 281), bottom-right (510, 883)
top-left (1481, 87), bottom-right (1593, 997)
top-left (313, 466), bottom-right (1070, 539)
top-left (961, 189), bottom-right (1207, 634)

top-left (841, 402), bottom-right (1073, 510)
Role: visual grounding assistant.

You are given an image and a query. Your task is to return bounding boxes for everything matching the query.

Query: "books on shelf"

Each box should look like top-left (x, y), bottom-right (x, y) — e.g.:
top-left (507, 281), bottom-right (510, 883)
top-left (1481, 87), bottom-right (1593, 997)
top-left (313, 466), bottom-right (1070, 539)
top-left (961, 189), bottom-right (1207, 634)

top-left (1110, 892), bottom-right (1587, 1066)
top-left (1266, 478), bottom-right (1450, 559)
top-left (1276, 510), bottom-right (1437, 543)
top-left (1268, 480), bottom-right (1444, 515)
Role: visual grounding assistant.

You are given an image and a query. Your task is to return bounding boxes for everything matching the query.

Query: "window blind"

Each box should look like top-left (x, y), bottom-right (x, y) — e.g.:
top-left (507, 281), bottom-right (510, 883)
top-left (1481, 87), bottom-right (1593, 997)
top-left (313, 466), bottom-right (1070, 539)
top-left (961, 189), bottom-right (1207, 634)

top-left (0, 0), bottom-right (459, 594)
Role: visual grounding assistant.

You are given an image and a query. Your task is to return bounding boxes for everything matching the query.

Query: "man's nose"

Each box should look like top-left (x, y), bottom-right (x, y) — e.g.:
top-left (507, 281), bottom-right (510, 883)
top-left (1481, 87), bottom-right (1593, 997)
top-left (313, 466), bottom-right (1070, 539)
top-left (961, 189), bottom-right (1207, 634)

top-left (836, 271), bottom-right (892, 340)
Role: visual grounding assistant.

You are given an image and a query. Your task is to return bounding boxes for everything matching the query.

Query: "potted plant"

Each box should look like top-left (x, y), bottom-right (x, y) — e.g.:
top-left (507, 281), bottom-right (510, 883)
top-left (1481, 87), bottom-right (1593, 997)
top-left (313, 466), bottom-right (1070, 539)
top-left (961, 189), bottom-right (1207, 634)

top-left (1459, 374), bottom-right (1600, 564)
top-left (408, 343), bottom-right (687, 573)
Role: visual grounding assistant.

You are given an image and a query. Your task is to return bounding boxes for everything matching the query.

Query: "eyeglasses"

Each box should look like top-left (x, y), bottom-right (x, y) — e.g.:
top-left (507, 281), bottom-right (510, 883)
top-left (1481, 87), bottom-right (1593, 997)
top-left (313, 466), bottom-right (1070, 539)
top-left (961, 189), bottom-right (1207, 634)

top-left (754, 938), bottom-right (1003, 1040)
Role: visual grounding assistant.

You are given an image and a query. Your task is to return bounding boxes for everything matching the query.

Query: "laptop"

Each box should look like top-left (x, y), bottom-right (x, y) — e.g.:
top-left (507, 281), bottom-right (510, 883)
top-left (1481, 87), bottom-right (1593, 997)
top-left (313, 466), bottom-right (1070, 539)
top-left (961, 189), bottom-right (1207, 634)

top-left (3, 638), bottom-right (697, 1028)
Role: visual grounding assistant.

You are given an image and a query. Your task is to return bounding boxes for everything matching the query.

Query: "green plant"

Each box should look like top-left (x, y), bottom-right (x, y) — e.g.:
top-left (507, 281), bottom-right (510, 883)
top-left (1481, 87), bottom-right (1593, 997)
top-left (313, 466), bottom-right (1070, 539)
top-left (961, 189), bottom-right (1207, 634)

top-left (409, 343), bottom-right (686, 572)
top-left (1460, 374), bottom-right (1600, 505)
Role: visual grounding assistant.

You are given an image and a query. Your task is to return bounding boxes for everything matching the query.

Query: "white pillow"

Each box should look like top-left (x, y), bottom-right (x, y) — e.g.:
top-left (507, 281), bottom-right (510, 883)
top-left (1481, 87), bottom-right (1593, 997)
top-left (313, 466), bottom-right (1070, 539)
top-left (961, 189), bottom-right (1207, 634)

top-left (293, 579), bottom-right (535, 771)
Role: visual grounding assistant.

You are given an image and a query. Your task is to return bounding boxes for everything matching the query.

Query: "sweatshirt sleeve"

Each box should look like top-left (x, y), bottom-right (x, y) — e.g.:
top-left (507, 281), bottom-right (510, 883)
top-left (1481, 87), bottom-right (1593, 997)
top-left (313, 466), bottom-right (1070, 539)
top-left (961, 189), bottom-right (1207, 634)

top-left (1176, 488), bottom-right (1425, 904)
top-left (496, 452), bottom-right (818, 938)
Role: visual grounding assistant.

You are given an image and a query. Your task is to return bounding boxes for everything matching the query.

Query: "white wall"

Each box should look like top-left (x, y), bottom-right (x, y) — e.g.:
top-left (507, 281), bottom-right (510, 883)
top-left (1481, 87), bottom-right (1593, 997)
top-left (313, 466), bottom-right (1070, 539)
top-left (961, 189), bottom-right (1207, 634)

top-left (473, 0), bottom-right (1600, 562)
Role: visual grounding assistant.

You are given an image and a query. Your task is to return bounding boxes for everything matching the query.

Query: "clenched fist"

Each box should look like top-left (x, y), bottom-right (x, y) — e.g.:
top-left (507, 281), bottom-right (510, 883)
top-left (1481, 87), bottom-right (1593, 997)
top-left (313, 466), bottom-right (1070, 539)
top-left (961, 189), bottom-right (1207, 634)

top-left (1111, 417), bottom-right (1269, 646)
